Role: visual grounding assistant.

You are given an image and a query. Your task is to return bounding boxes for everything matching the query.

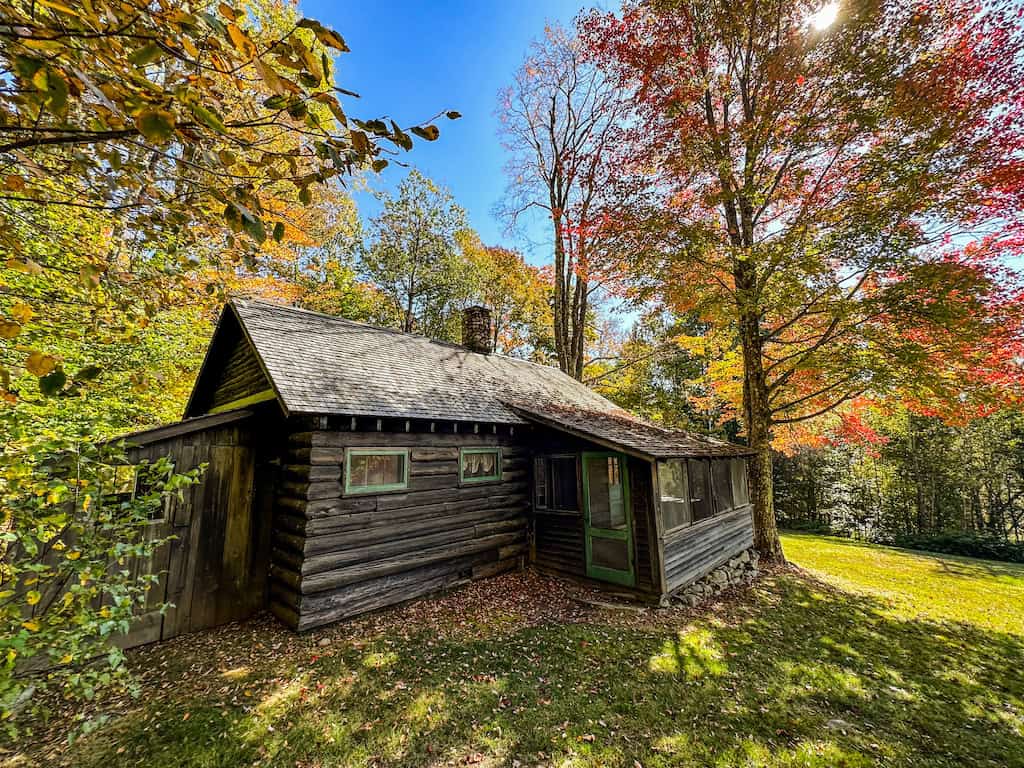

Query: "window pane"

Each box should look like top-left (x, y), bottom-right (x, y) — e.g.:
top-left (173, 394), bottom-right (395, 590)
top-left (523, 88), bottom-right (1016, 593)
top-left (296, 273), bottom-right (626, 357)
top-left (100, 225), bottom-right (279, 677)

top-left (349, 452), bottom-right (405, 490)
top-left (462, 449), bottom-right (499, 481)
top-left (549, 456), bottom-right (579, 511)
top-left (688, 460), bottom-right (714, 522)
top-left (712, 460), bottom-right (734, 512)
top-left (534, 457), bottom-right (548, 508)
top-left (586, 456), bottom-right (626, 529)
top-left (658, 460), bottom-right (691, 530)
top-left (731, 459), bottom-right (750, 507)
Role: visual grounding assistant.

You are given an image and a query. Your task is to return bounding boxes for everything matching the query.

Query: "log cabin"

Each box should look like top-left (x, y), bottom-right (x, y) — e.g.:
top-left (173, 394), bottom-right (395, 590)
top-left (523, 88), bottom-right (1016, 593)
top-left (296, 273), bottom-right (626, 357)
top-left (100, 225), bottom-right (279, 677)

top-left (115, 299), bottom-right (755, 644)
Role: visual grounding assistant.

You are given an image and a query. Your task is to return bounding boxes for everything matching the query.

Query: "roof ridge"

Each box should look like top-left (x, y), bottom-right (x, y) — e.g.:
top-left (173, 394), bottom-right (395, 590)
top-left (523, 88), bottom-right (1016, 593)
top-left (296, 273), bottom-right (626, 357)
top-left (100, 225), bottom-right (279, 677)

top-left (233, 298), bottom-right (567, 374)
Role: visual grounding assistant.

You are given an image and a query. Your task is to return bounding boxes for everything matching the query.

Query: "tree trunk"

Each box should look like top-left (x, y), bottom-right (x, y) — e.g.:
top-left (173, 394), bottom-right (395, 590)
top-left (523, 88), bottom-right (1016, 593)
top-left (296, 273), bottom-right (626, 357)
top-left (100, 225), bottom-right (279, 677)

top-left (737, 285), bottom-right (785, 562)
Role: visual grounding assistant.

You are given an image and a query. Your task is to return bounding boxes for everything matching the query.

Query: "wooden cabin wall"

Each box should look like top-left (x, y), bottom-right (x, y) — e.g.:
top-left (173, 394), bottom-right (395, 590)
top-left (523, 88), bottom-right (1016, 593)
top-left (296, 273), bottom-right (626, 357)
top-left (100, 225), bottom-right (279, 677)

top-left (186, 311), bottom-right (272, 416)
top-left (209, 336), bottom-right (271, 411)
top-left (627, 457), bottom-right (660, 595)
top-left (662, 506), bottom-right (754, 593)
top-left (270, 421), bottom-right (531, 631)
top-left (84, 418), bottom-right (273, 648)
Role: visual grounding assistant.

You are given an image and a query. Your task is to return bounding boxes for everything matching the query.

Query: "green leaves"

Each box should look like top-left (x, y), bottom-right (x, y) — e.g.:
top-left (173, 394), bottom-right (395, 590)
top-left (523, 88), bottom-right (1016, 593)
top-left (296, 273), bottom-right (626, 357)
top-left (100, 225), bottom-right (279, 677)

top-left (134, 109), bottom-right (176, 143)
top-left (129, 43), bottom-right (163, 67)
top-left (32, 67), bottom-right (69, 116)
top-left (188, 102), bottom-right (226, 134)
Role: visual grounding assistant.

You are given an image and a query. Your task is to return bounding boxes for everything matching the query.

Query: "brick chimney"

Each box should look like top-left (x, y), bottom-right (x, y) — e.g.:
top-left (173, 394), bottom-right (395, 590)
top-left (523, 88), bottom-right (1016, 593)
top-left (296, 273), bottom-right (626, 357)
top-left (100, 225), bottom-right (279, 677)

top-left (461, 305), bottom-right (493, 354)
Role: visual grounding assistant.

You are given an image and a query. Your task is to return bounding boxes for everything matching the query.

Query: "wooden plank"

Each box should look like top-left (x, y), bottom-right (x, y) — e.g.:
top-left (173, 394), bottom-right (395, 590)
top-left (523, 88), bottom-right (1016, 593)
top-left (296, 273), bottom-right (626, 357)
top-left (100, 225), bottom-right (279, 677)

top-left (297, 556), bottom-right (484, 630)
top-left (163, 443), bottom-right (208, 637)
top-left (300, 531), bottom-right (523, 595)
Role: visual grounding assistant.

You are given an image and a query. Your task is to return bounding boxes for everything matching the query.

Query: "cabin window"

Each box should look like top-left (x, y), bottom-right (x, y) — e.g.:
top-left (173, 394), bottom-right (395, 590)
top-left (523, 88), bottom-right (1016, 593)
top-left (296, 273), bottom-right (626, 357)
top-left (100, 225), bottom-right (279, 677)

top-left (533, 457), bottom-right (548, 508)
top-left (344, 448), bottom-right (409, 494)
top-left (657, 460), bottom-right (691, 531)
top-left (533, 455), bottom-right (579, 512)
top-left (460, 447), bottom-right (502, 484)
top-left (659, 457), bottom-right (751, 531)
top-left (103, 464), bottom-right (168, 522)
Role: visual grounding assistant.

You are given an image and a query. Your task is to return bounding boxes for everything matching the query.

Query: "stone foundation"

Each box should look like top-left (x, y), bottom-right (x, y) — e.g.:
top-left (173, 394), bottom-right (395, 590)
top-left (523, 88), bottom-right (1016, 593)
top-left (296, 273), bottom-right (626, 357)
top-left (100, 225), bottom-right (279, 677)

top-left (671, 547), bottom-right (760, 607)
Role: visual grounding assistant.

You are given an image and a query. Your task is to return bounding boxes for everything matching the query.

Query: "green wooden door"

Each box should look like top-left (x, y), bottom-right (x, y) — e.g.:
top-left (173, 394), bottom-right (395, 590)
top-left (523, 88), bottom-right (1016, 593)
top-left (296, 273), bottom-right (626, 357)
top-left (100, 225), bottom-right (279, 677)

top-left (582, 452), bottom-right (635, 587)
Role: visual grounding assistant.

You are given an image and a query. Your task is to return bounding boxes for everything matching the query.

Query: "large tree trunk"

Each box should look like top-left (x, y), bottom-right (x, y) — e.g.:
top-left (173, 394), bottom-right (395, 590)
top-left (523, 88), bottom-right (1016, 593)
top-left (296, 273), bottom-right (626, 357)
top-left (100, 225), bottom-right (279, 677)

top-left (737, 265), bottom-right (785, 562)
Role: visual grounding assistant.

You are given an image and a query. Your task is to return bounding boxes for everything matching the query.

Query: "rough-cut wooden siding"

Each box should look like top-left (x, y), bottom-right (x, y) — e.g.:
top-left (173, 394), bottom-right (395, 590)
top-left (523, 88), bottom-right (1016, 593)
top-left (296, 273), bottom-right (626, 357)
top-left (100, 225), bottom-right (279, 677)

top-left (662, 506), bottom-right (754, 592)
top-left (208, 334), bottom-right (271, 410)
top-left (270, 427), bottom-right (530, 631)
top-left (627, 456), bottom-right (657, 593)
top-left (533, 511), bottom-right (585, 577)
top-left (127, 421), bottom-right (270, 641)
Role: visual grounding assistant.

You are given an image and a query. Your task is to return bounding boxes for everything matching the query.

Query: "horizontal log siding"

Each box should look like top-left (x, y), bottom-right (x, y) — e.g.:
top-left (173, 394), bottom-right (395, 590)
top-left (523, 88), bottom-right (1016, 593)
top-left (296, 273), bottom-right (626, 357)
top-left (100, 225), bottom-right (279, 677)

top-left (662, 506), bottom-right (754, 593)
top-left (533, 512), bottom-right (585, 577)
top-left (210, 335), bottom-right (271, 410)
top-left (269, 428), bottom-right (530, 631)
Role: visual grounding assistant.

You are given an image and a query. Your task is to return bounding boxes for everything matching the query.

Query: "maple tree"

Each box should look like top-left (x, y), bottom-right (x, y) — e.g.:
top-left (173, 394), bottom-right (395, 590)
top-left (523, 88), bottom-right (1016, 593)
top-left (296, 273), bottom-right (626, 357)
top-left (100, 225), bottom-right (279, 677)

top-left (583, 0), bottom-right (1024, 560)
top-left (498, 24), bottom-right (625, 379)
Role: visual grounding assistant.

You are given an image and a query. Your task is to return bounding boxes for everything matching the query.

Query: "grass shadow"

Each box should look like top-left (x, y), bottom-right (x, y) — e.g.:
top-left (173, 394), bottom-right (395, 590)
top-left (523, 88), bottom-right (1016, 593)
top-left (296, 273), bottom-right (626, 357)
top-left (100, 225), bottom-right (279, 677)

top-left (43, 570), bottom-right (1024, 768)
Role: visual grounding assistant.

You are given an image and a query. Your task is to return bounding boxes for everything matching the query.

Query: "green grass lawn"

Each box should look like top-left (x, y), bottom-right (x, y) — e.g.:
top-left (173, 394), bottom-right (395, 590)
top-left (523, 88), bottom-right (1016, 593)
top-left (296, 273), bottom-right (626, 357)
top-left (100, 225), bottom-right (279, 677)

top-left (13, 538), bottom-right (1024, 768)
top-left (781, 533), bottom-right (1024, 635)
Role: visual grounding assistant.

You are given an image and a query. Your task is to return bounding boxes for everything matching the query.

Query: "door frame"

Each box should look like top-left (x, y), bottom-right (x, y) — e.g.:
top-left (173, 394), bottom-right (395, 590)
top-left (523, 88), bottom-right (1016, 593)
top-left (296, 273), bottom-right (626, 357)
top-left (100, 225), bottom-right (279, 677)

top-left (581, 451), bottom-right (636, 587)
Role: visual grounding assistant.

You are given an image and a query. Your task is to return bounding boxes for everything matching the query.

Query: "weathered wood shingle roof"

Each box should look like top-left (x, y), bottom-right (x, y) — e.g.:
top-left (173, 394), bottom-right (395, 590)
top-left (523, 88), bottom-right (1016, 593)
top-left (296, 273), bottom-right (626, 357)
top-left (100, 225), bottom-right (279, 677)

top-left (214, 300), bottom-right (750, 458)
top-left (231, 300), bottom-right (619, 424)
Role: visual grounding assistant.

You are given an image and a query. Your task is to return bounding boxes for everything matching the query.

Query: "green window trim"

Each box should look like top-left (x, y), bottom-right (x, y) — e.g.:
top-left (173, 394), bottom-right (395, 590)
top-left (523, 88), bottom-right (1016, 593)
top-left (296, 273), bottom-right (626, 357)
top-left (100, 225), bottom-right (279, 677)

top-left (343, 447), bottom-right (410, 495)
top-left (459, 447), bottom-right (503, 485)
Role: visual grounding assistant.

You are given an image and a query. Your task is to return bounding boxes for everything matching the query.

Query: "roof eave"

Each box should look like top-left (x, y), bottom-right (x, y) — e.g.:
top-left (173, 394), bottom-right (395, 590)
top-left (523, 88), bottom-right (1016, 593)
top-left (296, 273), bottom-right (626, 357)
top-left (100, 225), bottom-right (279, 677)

top-left (505, 405), bottom-right (656, 461)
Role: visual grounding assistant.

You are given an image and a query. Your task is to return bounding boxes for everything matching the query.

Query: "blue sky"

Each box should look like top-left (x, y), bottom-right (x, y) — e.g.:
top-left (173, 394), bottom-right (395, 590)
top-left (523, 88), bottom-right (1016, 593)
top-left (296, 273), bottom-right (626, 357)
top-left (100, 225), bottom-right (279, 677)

top-left (302, 0), bottom-right (598, 264)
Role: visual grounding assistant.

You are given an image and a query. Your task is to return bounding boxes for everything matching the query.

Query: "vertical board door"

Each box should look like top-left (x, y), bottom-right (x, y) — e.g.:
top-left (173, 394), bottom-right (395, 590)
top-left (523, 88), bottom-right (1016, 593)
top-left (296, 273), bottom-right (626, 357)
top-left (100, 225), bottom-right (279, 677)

top-left (582, 452), bottom-right (636, 587)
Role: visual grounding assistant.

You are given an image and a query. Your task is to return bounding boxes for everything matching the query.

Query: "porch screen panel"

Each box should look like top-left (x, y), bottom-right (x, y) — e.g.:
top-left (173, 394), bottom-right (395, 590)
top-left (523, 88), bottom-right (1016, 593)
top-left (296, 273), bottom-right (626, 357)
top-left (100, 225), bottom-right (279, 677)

top-left (687, 460), bottom-right (714, 522)
top-left (590, 536), bottom-right (630, 571)
top-left (657, 460), bottom-right (691, 530)
top-left (711, 459), bottom-right (735, 512)
top-left (731, 458), bottom-right (750, 507)
top-left (586, 455), bottom-right (625, 529)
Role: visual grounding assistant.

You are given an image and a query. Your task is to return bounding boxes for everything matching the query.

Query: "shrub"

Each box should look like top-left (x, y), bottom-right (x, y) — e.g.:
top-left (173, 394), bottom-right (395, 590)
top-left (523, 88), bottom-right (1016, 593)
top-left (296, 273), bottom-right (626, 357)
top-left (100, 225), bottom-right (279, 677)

top-left (889, 533), bottom-right (1024, 564)
top-left (0, 432), bottom-right (201, 738)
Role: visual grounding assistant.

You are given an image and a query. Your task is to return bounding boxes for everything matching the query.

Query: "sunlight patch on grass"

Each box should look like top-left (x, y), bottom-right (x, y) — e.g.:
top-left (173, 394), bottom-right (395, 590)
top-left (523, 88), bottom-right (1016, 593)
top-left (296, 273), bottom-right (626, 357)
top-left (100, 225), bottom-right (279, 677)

top-left (218, 665), bottom-right (250, 680)
top-left (649, 628), bottom-right (727, 678)
top-left (256, 677), bottom-right (306, 714)
top-left (651, 732), bottom-right (694, 756)
top-left (362, 650), bottom-right (399, 669)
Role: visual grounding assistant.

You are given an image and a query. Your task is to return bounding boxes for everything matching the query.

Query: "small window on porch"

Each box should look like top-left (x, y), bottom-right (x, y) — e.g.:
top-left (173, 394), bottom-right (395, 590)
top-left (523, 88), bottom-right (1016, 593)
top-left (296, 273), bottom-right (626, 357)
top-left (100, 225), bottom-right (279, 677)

top-left (712, 460), bottom-right (735, 512)
top-left (533, 455), bottom-right (579, 512)
top-left (731, 458), bottom-right (750, 508)
top-left (688, 460), bottom-right (714, 522)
